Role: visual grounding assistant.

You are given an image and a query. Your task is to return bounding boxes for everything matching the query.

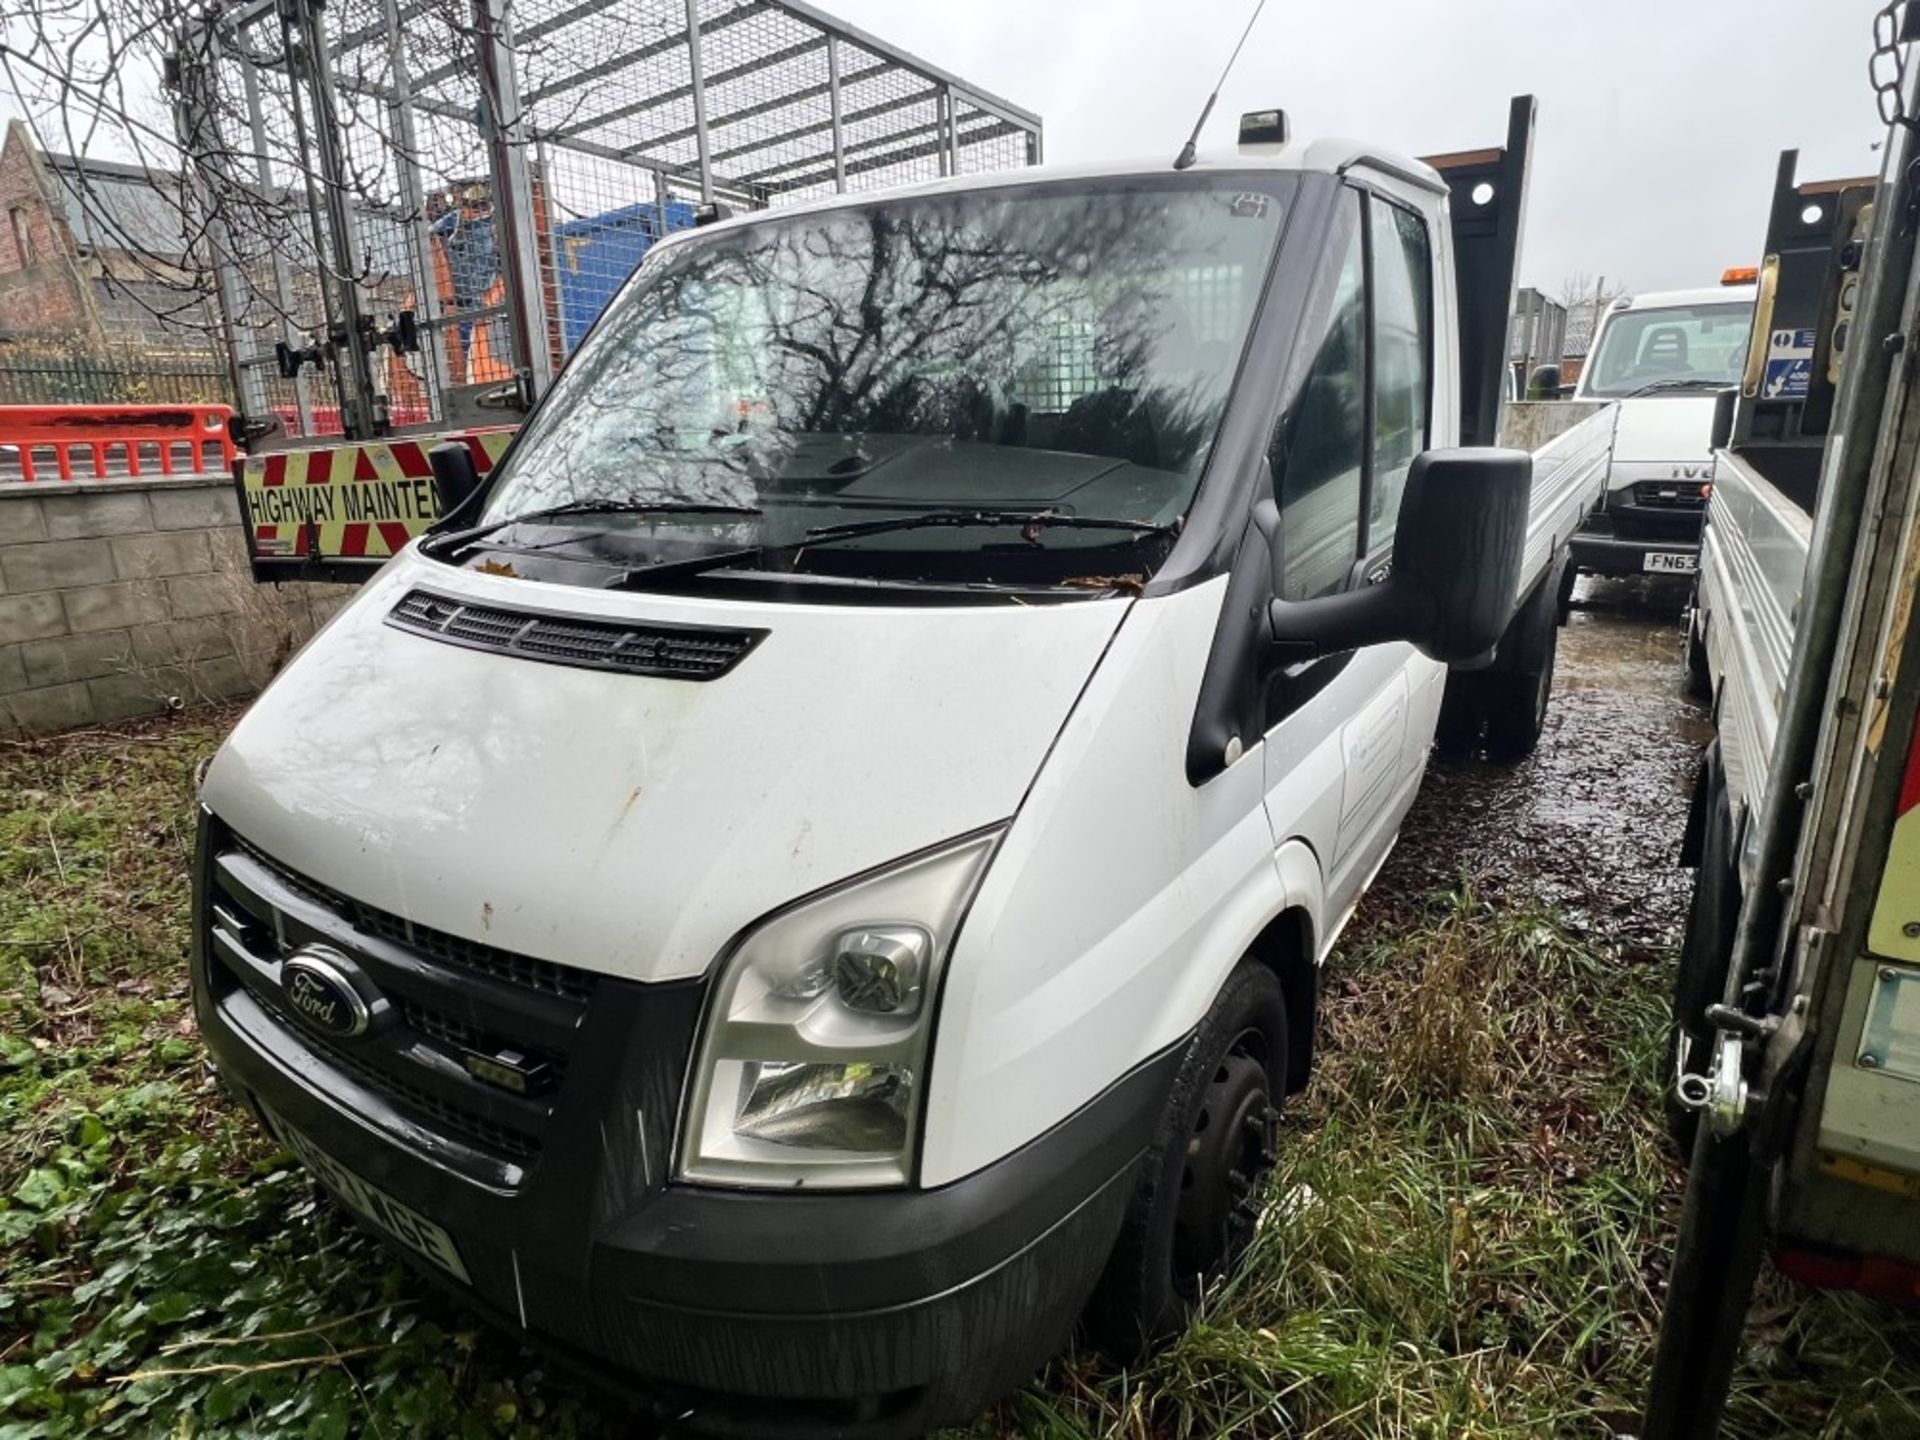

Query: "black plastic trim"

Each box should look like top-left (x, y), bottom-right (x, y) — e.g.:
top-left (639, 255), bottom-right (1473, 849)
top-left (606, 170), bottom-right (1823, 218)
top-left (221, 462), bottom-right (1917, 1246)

top-left (610, 1041), bottom-right (1178, 1314)
top-left (1182, 177), bottom-right (1355, 784)
top-left (385, 586), bottom-right (767, 680)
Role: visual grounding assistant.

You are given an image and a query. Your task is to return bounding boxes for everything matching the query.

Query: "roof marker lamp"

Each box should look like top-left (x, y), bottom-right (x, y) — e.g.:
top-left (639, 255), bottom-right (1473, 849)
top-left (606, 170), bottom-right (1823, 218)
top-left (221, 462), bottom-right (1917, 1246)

top-left (678, 831), bottom-right (1001, 1189)
top-left (1238, 109), bottom-right (1289, 147)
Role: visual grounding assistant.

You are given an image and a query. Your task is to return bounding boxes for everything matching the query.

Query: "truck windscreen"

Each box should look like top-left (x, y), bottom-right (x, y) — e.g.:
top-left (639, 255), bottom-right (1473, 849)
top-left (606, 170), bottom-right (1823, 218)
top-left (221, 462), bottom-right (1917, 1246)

top-left (474, 177), bottom-right (1289, 583)
top-left (1583, 302), bottom-right (1753, 397)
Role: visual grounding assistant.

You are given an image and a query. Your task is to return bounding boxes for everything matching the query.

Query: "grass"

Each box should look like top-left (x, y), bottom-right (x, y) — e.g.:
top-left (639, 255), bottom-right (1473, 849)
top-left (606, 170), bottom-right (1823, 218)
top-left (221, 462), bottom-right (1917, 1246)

top-left (2, 709), bottom-right (1918, 1437)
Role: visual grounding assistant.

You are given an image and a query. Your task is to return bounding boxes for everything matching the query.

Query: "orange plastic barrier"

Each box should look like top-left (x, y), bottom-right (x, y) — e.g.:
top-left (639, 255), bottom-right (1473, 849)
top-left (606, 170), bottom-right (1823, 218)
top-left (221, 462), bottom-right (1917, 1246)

top-left (0, 404), bottom-right (236, 483)
top-left (268, 402), bottom-right (432, 441)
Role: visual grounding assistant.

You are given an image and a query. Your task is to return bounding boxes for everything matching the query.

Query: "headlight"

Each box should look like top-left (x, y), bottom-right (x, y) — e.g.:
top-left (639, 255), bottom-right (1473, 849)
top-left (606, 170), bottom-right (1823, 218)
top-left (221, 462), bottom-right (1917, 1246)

top-left (677, 830), bottom-right (1000, 1188)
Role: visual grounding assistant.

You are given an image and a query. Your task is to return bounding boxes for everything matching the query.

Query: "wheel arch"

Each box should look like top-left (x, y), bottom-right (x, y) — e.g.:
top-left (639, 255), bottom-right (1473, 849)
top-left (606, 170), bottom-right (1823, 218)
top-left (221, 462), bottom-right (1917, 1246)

top-left (1153, 837), bottom-right (1326, 1104)
top-left (1244, 905), bottom-right (1318, 1093)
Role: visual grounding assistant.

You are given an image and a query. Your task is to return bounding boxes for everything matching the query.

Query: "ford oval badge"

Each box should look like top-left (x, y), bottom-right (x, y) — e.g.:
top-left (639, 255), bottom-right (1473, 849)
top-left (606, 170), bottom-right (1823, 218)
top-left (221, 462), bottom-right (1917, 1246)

top-left (280, 946), bottom-right (373, 1039)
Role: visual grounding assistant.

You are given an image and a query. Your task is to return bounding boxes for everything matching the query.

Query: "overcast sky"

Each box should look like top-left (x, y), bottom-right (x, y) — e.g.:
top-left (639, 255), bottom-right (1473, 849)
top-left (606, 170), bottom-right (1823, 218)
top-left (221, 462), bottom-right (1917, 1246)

top-left (825, 0), bottom-right (1886, 297)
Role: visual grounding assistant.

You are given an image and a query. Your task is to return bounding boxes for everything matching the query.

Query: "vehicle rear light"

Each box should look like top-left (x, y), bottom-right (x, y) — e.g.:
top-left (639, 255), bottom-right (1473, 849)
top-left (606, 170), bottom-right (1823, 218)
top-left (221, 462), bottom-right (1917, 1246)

top-left (1776, 1246), bottom-right (1920, 1307)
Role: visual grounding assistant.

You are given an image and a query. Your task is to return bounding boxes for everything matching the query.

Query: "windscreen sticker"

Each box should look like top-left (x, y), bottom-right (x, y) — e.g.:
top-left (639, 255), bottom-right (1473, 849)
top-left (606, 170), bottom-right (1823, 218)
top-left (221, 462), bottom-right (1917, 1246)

top-left (1764, 327), bottom-right (1816, 399)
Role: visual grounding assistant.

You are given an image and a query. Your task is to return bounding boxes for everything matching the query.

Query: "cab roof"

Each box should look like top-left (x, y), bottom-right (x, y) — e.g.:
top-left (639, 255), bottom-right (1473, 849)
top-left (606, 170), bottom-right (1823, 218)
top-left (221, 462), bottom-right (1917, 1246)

top-left (1613, 284), bottom-right (1759, 312)
top-left (658, 140), bottom-right (1445, 251)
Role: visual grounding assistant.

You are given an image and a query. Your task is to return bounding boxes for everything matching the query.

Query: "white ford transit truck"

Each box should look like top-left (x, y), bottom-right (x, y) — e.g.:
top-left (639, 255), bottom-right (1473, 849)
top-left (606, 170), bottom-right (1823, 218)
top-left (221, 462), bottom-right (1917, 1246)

top-left (191, 97), bottom-right (1612, 1435)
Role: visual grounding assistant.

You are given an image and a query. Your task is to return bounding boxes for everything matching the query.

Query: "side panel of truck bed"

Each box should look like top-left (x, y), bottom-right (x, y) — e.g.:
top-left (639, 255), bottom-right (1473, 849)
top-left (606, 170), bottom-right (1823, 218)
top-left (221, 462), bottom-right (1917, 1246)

top-left (1700, 450), bottom-right (1814, 861)
top-left (1517, 402), bottom-right (1614, 596)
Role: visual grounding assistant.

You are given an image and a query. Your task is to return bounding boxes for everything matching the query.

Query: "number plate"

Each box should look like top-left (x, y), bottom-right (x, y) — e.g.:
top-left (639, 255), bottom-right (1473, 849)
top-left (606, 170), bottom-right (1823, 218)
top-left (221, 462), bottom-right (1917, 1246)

top-left (269, 1111), bottom-right (471, 1283)
top-left (1860, 968), bottom-right (1920, 1085)
top-left (1643, 551), bottom-right (1699, 574)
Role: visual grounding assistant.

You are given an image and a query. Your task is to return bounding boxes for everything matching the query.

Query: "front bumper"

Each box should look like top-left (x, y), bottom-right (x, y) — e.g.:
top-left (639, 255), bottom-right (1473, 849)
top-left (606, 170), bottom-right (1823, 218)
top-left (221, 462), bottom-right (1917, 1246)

top-left (191, 815), bottom-right (1170, 1437)
top-left (1568, 530), bottom-right (1700, 576)
top-left (1569, 494), bottom-right (1704, 576)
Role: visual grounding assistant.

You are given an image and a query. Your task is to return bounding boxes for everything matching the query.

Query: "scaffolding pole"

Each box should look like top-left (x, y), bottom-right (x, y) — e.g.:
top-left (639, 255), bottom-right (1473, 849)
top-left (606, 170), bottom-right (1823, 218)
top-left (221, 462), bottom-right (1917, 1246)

top-left (685, 0), bottom-right (715, 204)
top-left (477, 0), bottom-right (555, 398)
top-left (239, 57), bottom-right (314, 433)
top-left (383, 0), bottom-right (450, 424)
top-left (827, 34), bottom-right (846, 193)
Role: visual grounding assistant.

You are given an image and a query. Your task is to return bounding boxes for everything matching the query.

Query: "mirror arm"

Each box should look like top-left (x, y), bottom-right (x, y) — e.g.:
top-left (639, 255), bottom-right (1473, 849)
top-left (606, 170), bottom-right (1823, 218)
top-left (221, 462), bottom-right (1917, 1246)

top-left (428, 441), bottom-right (485, 526)
top-left (1264, 583), bottom-right (1432, 665)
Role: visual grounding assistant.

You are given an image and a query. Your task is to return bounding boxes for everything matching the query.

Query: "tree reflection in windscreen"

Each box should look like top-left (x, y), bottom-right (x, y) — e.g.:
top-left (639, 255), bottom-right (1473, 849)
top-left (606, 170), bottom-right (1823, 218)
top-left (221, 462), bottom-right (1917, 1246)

top-left (483, 181), bottom-right (1288, 546)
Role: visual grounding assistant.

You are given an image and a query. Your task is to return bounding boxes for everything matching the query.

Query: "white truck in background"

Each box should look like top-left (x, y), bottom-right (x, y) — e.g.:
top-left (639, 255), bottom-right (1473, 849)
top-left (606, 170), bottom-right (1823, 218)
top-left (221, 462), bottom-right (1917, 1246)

top-left (188, 97), bottom-right (1613, 1436)
top-left (1566, 279), bottom-right (1758, 582)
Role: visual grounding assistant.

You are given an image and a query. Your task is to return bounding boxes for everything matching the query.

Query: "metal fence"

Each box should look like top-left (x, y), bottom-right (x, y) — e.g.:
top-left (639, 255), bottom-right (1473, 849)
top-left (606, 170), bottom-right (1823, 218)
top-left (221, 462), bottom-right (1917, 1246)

top-left (176, 0), bottom-right (1043, 444)
top-left (0, 357), bottom-right (233, 407)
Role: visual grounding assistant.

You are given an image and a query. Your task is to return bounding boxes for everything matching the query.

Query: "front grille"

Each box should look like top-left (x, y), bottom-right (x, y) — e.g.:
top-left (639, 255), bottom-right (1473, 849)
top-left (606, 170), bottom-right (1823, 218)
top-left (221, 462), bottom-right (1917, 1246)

top-left (399, 999), bottom-right (568, 1090)
top-left (247, 980), bottom-right (543, 1163)
top-left (234, 836), bottom-right (596, 1002)
top-left (386, 588), bottom-right (765, 681)
top-left (207, 828), bottom-right (599, 1177)
top-left (1629, 480), bottom-right (1710, 511)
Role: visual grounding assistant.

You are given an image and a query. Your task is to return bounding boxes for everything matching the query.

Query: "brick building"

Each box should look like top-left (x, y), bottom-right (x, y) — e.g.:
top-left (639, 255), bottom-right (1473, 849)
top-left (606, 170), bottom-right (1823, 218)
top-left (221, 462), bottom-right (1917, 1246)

top-left (0, 119), bottom-right (219, 355)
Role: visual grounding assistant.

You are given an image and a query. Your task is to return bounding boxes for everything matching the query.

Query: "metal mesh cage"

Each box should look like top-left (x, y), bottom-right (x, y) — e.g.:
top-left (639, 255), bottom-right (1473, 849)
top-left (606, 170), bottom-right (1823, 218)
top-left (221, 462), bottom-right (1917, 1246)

top-left (186, 0), bottom-right (1042, 440)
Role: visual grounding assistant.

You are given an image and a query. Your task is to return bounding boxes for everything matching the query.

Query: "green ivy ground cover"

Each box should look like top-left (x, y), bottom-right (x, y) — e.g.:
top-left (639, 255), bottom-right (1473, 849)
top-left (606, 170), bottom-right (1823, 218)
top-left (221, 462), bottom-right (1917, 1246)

top-left (2, 711), bottom-right (1916, 1438)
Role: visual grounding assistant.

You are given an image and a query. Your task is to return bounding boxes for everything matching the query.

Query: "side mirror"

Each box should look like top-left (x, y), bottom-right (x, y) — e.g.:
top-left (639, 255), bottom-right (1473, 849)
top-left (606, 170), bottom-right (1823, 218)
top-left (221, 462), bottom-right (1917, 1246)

top-left (428, 440), bottom-right (482, 519)
top-left (1527, 363), bottom-right (1564, 399)
top-left (1266, 448), bottom-right (1532, 665)
top-left (1709, 386), bottom-right (1737, 452)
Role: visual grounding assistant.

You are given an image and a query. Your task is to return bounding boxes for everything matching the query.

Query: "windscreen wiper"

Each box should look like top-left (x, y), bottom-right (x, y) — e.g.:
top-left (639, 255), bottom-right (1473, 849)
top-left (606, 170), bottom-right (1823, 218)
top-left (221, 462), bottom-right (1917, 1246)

top-left (603, 508), bottom-right (1179, 591)
top-left (421, 499), bottom-right (764, 560)
top-left (1627, 379), bottom-right (1731, 398)
top-left (795, 508), bottom-right (1178, 548)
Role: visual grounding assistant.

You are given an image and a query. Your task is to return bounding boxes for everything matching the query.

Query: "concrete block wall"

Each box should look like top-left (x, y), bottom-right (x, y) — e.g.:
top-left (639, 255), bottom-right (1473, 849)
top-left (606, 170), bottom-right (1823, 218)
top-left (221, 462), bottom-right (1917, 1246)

top-left (0, 477), bottom-right (350, 736)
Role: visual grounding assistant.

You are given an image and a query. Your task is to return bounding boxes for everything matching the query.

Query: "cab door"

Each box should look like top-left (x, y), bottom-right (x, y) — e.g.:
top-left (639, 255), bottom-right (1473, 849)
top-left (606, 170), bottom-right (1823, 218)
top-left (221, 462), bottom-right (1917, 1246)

top-left (1261, 185), bottom-right (1438, 915)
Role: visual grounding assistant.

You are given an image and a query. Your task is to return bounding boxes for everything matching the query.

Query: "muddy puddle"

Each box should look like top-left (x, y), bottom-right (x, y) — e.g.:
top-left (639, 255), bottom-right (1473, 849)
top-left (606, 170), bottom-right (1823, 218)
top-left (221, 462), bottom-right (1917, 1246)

top-left (1372, 574), bottom-right (1714, 955)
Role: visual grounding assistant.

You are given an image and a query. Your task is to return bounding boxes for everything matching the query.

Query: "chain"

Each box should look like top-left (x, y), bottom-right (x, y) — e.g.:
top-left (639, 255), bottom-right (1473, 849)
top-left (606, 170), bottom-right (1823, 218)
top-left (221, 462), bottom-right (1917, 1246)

top-left (1874, 1), bottom-right (1920, 131)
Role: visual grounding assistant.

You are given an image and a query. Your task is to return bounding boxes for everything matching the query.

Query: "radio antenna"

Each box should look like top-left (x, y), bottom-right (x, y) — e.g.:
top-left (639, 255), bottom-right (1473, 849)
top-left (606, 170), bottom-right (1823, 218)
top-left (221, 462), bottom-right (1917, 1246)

top-left (1173, 0), bottom-right (1272, 171)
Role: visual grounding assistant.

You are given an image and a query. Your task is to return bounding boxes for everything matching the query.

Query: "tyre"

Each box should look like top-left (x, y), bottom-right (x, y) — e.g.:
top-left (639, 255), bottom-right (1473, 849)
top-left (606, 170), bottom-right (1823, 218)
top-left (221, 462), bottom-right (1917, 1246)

top-left (1482, 563), bottom-right (1564, 762)
top-left (1640, 1118), bottom-right (1768, 1440)
top-left (1556, 556), bottom-right (1580, 623)
top-left (1685, 599), bottom-right (1711, 701)
top-left (1433, 671), bottom-right (1484, 757)
top-left (1666, 746), bottom-right (1740, 1156)
top-left (1483, 637), bottom-right (1556, 761)
top-left (1085, 962), bottom-right (1287, 1359)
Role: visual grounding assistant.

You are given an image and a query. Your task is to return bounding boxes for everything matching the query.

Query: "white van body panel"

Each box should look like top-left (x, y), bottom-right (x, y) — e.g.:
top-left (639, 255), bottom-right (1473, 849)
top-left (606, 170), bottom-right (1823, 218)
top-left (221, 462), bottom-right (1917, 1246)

top-left (921, 577), bottom-right (1291, 1184)
top-left (1607, 394), bottom-right (1723, 491)
top-left (1574, 284), bottom-right (1756, 497)
top-left (201, 549), bottom-right (1129, 983)
top-left (921, 584), bottom-right (1445, 1184)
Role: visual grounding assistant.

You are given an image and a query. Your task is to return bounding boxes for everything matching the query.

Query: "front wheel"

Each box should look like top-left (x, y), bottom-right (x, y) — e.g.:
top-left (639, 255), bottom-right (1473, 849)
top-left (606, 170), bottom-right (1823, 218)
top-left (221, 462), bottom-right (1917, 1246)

top-left (1085, 962), bottom-right (1287, 1359)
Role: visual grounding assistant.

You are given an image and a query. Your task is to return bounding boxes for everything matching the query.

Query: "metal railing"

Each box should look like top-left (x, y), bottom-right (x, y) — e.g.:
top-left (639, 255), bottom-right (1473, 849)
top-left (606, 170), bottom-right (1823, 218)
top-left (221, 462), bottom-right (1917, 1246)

top-left (174, 0), bottom-right (1043, 445)
top-left (0, 357), bottom-right (233, 408)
